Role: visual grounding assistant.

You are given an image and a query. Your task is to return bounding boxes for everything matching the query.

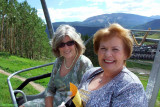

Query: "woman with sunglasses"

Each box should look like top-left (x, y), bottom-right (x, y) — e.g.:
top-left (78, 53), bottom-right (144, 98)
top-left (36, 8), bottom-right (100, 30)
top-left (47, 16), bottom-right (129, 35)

top-left (21, 24), bottom-right (93, 107)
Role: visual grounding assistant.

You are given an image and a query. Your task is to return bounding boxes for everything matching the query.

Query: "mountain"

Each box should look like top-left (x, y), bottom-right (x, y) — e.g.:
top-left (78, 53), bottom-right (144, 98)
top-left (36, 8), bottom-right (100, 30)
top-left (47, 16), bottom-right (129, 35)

top-left (46, 13), bottom-right (156, 37)
top-left (52, 13), bottom-right (154, 28)
top-left (133, 19), bottom-right (160, 30)
top-left (150, 15), bottom-right (160, 19)
top-left (82, 13), bottom-right (154, 28)
top-left (46, 25), bottom-right (101, 36)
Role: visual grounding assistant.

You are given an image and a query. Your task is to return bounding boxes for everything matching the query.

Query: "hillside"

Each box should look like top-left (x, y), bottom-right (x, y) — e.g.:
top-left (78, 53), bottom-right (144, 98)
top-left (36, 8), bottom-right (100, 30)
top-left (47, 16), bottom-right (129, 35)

top-left (133, 19), bottom-right (160, 30)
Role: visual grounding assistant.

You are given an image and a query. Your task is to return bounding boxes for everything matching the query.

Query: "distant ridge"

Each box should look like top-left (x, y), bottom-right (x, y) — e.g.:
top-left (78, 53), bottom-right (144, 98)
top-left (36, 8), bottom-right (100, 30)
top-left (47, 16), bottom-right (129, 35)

top-left (82, 13), bottom-right (154, 28)
top-left (46, 25), bottom-right (101, 36)
top-left (46, 13), bottom-right (159, 36)
top-left (150, 15), bottom-right (160, 19)
top-left (133, 19), bottom-right (160, 30)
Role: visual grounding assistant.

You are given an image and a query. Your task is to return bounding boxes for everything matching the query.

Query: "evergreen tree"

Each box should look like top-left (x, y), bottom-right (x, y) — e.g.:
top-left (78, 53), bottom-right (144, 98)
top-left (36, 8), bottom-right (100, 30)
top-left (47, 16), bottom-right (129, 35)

top-left (0, 0), bottom-right (53, 60)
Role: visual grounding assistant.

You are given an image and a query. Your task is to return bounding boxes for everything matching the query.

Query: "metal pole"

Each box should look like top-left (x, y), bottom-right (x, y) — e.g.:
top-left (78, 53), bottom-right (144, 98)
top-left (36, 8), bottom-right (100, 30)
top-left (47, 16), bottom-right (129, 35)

top-left (146, 40), bottom-right (160, 107)
top-left (40, 0), bottom-right (54, 39)
top-left (131, 29), bottom-right (160, 33)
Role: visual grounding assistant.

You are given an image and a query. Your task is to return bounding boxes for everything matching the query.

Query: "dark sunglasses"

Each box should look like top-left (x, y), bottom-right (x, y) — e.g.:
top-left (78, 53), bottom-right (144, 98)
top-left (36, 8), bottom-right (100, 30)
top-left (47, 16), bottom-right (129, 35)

top-left (58, 41), bottom-right (75, 48)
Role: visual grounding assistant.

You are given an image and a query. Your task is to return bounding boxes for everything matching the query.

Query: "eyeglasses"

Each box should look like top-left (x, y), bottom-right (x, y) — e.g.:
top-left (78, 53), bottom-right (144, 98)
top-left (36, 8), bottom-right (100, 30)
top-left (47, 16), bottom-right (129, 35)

top-left (58, 41), bottom-right (75, 48)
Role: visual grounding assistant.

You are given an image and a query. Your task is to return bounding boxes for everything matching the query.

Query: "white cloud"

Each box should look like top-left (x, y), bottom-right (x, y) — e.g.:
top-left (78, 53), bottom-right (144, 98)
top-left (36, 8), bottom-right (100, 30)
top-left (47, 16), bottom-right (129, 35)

top-left (37, 0), bottom-right (160, 22)
top-left (37, 9), bottom-right (45, 20)
top-left (38, 7), bottom-right (104, 22)
top-left (88, 0), bottom-right (160, 16)
top-left (86, 0), bottom-right (106, 2)
top-left (104, 0), bottom-right (160, 16)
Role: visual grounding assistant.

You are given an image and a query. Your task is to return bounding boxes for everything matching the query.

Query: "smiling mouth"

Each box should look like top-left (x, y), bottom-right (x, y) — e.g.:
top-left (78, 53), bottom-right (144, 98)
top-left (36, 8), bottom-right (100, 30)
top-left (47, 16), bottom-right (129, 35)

top-left (64, 51), bottom-right (70, 54)
top-left (104, 60), bottom-right (114, 63)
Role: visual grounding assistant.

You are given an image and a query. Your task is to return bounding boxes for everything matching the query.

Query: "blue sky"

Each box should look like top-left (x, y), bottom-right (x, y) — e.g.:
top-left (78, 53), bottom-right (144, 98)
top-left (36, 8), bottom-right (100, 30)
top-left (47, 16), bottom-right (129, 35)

top-left (18, 0), bottom-right (160, 23)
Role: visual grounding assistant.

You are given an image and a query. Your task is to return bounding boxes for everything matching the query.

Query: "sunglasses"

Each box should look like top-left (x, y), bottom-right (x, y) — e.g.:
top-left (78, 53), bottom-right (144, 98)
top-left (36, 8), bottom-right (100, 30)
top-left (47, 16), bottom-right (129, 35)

top-left (58, 41), bottom-right (75, 48)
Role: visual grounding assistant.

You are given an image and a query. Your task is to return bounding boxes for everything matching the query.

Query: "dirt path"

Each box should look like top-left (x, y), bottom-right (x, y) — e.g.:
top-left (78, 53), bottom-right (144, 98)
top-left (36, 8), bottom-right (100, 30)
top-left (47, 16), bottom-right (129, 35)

top-left (0, 69), bottom-right (45, 92)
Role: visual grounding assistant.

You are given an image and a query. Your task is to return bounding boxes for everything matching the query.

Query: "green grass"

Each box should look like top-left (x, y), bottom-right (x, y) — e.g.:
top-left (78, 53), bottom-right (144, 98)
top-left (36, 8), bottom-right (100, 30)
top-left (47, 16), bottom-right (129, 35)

top-left (135, 32), bottom-right (160, 39)
top-left (0, 52), bottom-right (56, 105)
top-left (148, 33), bottom-right (160, 39)
top-left (135, 73), bottom-right (160, 107)
top-left (0, 52), bottom-right (56, 87)
top-left (0, 73), bottom-right (39, 106)
top-left (127, 60), bottom-right (152, 70)
top-left (134, 33), bottom-right (160, 45)
top-left (0, 52), bottom-right (54, 73)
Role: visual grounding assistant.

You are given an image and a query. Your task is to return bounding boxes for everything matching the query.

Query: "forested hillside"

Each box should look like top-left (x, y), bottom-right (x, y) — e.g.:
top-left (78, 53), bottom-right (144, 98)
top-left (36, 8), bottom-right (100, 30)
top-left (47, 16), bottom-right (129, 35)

top-left (0, 0), bottom-right (53, 59)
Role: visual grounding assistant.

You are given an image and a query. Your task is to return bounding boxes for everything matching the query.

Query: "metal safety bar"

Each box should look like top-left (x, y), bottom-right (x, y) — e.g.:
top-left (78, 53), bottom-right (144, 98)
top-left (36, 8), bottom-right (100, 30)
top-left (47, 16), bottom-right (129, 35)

top-left (14, 90), bottom-right (27, 102)
top-left (7, 62), bottom-right (54, 107)
top-left (16, 73), bottom-right (51, 91)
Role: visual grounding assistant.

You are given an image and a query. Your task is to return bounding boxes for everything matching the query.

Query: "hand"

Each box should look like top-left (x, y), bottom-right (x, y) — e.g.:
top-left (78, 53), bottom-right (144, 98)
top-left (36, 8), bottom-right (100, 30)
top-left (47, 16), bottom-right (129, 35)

top-left (58, 102), bottom-right (66, 107)
top-left (45, 96), bottom-right (53, 107)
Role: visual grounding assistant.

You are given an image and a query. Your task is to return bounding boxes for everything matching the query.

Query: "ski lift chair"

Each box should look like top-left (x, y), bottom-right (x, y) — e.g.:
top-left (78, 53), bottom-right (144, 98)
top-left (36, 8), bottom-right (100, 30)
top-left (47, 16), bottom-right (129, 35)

top-left (7, 62), bottom-right (55, 106)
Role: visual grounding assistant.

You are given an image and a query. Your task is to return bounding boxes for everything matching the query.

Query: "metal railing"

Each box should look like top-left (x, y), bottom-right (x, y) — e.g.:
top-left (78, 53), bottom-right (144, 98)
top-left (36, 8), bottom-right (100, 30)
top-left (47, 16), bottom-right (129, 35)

top-left (7, 62), bottom-right (54, 107)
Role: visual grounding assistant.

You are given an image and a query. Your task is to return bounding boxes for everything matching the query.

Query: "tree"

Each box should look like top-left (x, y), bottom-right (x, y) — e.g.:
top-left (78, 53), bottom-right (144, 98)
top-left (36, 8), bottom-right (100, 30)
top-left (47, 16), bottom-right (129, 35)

top-left (0, 0), bottom-right (53, 60)
top-left (0, 0), bottom-right (8, 51)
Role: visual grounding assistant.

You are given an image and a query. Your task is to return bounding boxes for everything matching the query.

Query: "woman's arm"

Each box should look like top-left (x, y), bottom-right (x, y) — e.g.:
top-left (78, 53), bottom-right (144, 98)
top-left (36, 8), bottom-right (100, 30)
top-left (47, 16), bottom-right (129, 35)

top-left (45, 96), bottom-right (54, 107)
top-left (45, 59), bottom-right (58, 107)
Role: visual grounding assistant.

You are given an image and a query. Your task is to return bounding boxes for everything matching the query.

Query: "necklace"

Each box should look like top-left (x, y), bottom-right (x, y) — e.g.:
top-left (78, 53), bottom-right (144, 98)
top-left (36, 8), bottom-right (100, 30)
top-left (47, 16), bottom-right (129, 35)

top-left (64, 49), bottom-right (78, 70)
top-left (99, 79), bottom-right (103, 83)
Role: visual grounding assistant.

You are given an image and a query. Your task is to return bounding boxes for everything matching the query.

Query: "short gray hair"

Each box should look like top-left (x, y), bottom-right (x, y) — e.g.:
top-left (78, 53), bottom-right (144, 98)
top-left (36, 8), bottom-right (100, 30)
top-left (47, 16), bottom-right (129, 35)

top-left (52, 24), bottom-right (86, 57)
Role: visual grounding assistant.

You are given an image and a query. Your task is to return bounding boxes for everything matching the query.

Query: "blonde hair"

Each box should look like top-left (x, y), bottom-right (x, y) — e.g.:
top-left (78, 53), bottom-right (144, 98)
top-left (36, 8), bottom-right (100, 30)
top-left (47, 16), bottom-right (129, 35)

top-left (52, 24), bottom-right (85, 57)
top-left (93, 23), bottom-right (133, 59)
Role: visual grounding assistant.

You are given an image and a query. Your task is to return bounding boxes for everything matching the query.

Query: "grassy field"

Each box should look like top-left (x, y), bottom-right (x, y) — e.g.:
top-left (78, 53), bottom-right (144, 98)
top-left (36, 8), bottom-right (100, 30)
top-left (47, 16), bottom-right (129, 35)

top-left (0, 52), bottom-right (160, 106)
top-left (0, 52), bottom-right (56, 105)
top-left (136, 73), bottom-right (160, 106)
top-left (136, 32), bottom-right (160, 39)
top-left (0, 52), bottom-right (55, 87)
top-left (0, 73), bottom-right (39, 106)
top-left (148, 33), bottom-right (160, 39)
top-left (127, 60), bottom-right (152, 70)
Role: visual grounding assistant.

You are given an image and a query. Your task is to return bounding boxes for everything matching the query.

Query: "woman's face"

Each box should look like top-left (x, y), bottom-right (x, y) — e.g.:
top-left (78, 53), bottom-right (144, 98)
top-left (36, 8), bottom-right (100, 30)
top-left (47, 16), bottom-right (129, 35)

top-left (58, 36), bottom-right (76, 59)
top-left (98, 36), bottom-right (127, 74)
